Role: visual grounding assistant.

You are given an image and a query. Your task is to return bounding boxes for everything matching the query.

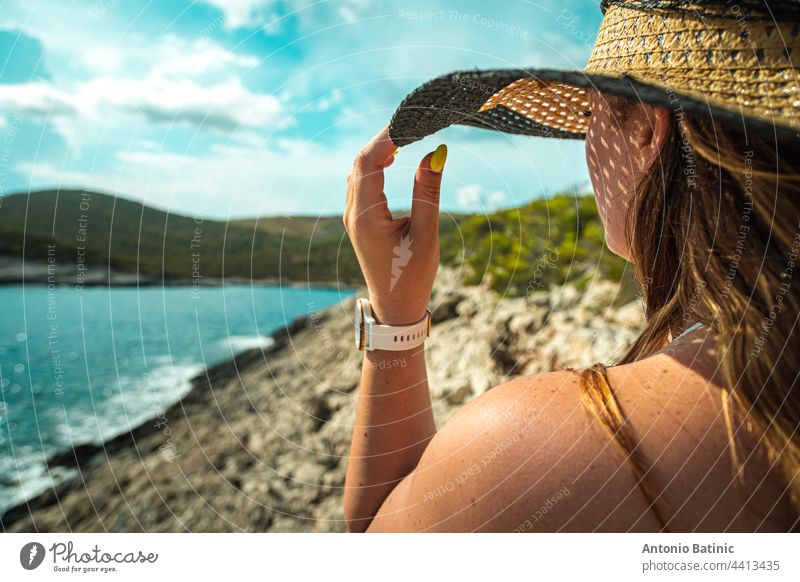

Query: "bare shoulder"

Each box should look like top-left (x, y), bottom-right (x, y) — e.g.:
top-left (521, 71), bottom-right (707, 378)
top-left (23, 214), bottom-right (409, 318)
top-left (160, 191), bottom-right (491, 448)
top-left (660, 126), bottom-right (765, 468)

top-left (367, 370), bottom-right (663, 532)
top-left (604, 345), bottom-right (794, 532)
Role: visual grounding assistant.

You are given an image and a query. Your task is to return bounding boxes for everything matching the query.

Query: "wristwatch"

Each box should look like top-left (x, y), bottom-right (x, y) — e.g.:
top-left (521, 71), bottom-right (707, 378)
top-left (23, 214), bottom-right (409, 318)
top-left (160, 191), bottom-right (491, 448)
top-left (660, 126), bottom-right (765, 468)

top-left (354, 298), bottom-right (431, 351)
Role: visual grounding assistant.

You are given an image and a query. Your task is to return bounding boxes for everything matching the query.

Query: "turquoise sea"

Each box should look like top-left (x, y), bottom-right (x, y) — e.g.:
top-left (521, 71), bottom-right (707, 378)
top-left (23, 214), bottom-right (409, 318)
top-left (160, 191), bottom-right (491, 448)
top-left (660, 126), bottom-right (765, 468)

top-left (0, 284), bottom-right (353, 514)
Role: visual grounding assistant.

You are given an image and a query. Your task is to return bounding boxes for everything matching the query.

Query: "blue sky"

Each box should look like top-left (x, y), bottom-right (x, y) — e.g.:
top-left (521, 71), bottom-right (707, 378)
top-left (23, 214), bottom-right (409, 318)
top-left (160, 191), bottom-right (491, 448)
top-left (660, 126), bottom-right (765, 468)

top-left (0, 0), bottom-right (603, 218)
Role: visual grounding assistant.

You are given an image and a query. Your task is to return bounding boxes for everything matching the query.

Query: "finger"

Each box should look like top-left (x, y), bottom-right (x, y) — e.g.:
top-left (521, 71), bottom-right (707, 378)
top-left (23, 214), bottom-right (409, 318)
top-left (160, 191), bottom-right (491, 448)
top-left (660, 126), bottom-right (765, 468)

top-left (344, 150), bottom-right (398, 224)
top-left (350, 126), bottom-right (397, 216)
top-left (383, 150), bottom-right (397, 169)
top-left (345, 144), bottom-right (396, 218)
top-left (410, 144), bottom-right (446, 238)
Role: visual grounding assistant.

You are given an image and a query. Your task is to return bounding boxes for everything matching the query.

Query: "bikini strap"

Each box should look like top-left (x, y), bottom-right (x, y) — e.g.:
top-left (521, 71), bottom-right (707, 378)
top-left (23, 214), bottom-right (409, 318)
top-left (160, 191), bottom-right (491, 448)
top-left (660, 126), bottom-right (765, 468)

top-left (673, 321), bottom-right (704, 342)
top-left (574, 362), bottom-right (671, 531)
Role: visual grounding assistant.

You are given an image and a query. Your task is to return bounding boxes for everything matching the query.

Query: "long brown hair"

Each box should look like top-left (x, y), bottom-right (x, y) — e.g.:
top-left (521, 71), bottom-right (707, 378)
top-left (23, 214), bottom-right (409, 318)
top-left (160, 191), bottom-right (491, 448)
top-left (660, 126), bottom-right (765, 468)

top-left (580, 93), bottom-right (800, 528)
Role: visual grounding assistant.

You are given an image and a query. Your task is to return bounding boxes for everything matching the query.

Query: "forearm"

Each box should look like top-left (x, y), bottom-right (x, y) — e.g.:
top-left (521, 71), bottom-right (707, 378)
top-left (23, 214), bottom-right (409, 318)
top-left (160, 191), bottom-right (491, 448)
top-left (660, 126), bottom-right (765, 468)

top-left (341, 127), bottom-right (446, 531)
top-left (344, 345), bottom-right (436, 532)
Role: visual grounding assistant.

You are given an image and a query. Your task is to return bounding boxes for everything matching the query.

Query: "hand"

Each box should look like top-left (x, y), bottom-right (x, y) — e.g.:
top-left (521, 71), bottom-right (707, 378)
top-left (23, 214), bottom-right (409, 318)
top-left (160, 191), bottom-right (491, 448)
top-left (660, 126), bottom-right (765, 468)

top-left (344, 126), bottom-right (447, 324)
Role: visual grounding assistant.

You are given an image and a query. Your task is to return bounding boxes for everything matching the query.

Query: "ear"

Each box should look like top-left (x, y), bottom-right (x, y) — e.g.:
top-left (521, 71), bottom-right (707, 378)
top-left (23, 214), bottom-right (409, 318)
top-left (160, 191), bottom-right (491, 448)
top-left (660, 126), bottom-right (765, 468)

top-left (631, 105), bottom-right (671, 172)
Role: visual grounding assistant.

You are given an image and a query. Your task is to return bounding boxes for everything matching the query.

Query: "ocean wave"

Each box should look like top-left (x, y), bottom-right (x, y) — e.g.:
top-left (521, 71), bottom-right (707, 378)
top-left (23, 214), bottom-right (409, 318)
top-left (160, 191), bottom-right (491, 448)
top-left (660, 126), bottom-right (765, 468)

top-left (220, 334), bottom-right (275, 354)
top-left (0, 361), bottom-right (202, 517)
top-left (0, 453), bottom-right (78, 515)
top-left (100, 362), bottom-right (204, 438)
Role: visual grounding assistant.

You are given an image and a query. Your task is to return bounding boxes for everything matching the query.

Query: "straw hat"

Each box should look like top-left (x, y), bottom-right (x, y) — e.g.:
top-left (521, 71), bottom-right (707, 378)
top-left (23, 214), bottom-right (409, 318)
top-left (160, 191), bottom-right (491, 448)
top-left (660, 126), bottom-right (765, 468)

top-left (388, 0), bottom-right (800, 146)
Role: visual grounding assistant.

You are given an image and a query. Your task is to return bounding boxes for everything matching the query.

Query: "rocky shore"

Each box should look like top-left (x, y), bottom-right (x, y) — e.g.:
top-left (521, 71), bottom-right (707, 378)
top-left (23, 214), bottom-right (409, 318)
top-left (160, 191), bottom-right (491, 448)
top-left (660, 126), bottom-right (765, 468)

top-left (1, 268), bottom-right (644, 532)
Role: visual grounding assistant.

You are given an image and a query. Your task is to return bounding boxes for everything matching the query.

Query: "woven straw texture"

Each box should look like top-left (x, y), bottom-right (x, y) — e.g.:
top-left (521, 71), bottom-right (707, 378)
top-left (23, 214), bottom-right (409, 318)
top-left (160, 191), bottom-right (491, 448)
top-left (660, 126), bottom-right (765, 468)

top-left (388, 2), bottom-right (800, 147)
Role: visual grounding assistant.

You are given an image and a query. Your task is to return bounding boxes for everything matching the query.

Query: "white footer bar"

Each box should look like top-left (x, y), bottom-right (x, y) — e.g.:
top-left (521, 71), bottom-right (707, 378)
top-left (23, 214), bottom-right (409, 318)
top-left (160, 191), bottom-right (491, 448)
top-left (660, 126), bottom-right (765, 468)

top-left (1, 533), bottom-right (797, 581)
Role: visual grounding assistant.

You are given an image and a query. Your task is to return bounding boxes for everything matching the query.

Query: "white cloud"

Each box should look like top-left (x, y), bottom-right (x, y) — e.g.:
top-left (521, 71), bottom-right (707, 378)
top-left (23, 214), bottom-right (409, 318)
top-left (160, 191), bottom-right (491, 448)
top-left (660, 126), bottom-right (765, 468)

top-left (0, 82), bottom-right (79, 118)
top-left (116, 149), bottom-right (198, 171)
top-left (200, 0), bottom-right (276, 29)
top-left (0, 115), bottom-right (7, 130)
top-left (338, 6), bottom-right (358, 22)
top-left (457, 184), bottom-right (483, 208)
top-left (81, 34), bottom-right (260, 78)
top-left (0, 31), bottom-right (284, 137)
top-left (0, 77), bottom-right (285, 134)
top-left (150, 35), bottom-right (260, 78)
top-left (82, 47), bottom-right (123, 74)
top-left (200, 0), bottom-right (377, 31)
top-left (456, 185), bottom-right (508, 210)
top-left (488, 190), bottom-right (507, 208)
top-left (86, 76), bottom-right (285, 131)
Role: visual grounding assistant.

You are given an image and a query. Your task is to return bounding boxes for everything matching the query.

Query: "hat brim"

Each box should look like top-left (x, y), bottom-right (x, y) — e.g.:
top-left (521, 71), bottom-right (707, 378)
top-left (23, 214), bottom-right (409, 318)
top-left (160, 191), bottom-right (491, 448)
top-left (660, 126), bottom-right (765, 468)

top-left (388, 67), bottom-right (800, 147)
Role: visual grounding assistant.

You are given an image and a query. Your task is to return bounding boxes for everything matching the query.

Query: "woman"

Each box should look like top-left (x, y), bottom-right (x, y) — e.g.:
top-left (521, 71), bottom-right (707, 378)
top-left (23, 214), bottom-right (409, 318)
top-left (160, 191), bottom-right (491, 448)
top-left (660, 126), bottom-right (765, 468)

top-left (343, 0), bottom-right (800, 532)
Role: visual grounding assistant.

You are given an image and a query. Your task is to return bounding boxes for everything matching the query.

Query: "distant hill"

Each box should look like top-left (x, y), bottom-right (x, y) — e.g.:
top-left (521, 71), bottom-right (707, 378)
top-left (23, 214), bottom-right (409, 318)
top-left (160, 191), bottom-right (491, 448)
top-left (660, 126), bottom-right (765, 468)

top-left (0, 190), bottom-right (357, 284)
top-left (0, 190), bottom-right (463, 286)
top-left (0, 189), bottom-right (631, 294)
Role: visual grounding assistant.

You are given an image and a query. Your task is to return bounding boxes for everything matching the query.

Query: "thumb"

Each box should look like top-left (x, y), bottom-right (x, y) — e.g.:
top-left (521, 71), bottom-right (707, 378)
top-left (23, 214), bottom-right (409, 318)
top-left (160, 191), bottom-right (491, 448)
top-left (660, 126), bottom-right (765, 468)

top-left (410, 144), bottom-right (446, 238)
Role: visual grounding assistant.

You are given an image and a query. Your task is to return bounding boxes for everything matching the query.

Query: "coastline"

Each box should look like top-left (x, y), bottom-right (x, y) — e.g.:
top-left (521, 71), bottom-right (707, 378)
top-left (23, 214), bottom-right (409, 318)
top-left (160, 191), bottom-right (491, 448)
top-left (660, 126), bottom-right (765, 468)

top-left (1, 267), bottom-right (644, 532)
top-left (0, 256), bottom-right (353, 289)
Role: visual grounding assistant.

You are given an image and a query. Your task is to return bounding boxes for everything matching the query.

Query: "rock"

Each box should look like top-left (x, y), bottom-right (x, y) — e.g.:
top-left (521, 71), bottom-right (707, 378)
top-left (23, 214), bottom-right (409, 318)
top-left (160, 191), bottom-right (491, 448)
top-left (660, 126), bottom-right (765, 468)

top-left (508, 306), bottom-right (547, 335)
top-left (48, 443), bottom-right (102, 470)
top-left (293, 462), bottom-right (327, 485)
top-left (616, 300), bottom-right (646, 329)
top-left (551, 284), bottom-right (581, 309)
top-left (430, 290), bottom-right (464, 324)
top-left (445, 382), bottom-right (473, 405)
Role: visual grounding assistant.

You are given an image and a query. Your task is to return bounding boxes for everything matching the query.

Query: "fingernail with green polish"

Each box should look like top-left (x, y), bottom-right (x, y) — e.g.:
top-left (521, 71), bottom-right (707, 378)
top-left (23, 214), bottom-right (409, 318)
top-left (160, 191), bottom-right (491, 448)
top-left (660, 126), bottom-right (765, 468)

top-left (430, 144), bottom-right (447, 172)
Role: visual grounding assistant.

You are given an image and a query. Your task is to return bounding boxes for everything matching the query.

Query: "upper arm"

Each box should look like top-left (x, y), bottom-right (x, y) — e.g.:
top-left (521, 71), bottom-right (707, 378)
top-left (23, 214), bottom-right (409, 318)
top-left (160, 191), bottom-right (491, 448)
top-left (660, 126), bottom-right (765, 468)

top-left (366, 371), bottom-right (663, 532)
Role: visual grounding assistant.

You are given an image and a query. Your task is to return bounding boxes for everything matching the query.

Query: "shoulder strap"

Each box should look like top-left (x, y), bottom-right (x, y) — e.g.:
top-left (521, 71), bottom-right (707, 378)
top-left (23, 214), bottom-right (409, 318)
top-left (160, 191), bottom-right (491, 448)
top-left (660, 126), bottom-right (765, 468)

top-left (574, 362), bottom-right (671, 531)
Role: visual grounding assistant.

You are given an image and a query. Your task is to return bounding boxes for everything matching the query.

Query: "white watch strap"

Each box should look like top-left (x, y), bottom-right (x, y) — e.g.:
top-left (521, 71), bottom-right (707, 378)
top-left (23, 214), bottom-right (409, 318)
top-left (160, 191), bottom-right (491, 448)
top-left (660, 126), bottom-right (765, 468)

top-left (358, 299), bottom-right (430, 351)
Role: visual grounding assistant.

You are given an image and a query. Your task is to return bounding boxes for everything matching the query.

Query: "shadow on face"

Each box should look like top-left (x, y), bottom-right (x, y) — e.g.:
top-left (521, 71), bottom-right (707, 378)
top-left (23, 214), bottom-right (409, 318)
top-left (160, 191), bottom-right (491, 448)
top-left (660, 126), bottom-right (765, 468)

top-left (585, 90), bottom-right (671, 262)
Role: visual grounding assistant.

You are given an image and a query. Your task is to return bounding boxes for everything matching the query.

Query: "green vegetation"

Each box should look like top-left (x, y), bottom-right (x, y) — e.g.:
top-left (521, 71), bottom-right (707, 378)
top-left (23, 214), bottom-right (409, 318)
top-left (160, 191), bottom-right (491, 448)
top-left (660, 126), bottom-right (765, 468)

top-left (0, 189), bottom-right (632, 294)
top-left (440, 193), bottom-right (633, 297)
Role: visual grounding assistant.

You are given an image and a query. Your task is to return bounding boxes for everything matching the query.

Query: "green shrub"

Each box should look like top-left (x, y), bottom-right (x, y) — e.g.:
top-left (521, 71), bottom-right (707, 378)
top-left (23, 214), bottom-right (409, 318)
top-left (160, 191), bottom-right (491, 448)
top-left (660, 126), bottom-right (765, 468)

top-left (440, 192), bottom-right (632, 297)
